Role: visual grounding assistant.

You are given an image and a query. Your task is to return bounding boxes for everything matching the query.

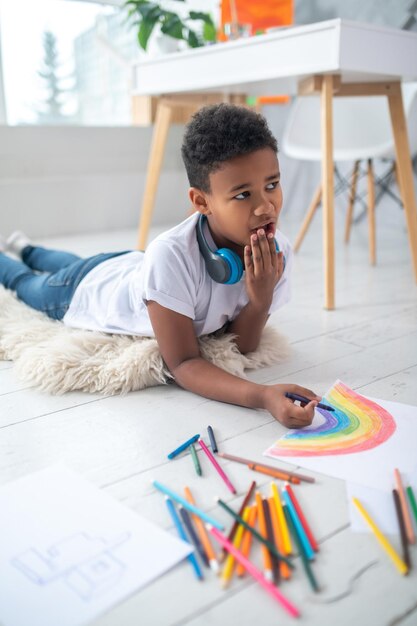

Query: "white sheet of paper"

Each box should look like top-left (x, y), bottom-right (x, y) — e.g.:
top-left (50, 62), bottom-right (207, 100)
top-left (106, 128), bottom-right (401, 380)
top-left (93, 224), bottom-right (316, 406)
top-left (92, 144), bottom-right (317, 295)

top-left (347, 466), bottom-right (417, 535)
top-left (264, 395), bottom-right (417, 491)
top-left (0, 466), bottom-right (192, 626)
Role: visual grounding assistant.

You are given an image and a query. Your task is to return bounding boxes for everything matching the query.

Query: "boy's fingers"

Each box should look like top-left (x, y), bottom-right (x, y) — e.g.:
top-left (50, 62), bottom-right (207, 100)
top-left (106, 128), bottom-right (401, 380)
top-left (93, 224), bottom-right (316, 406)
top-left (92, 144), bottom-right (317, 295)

top-left (268, 233), bottom-right (277, 267)
top-left (244, 245), bottom-right (254, 275)
top-left (257, 229), bottom-right (272, 268)
top-left (251, 234), bottom-right (264, 274)
top-left (286, 400), bottom-right (317, 426)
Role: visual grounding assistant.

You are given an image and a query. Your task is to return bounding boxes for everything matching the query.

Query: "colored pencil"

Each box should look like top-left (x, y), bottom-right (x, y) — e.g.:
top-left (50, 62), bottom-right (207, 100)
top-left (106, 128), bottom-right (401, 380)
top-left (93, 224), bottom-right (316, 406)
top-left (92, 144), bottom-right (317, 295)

top-left (207, 525), bottom-right (300, 618)
top-left (217, 451), bottom-right (315, 483)
top-left (285, 391), bottom-right (334, 411)
top-left (263, 497), bottom-right (280, 584)
top-left (284, 483), bottom-right (319, 552)
top-left (248, 463), bottom-right (300, 484)
top-left (167, 434), bottom-right (200, 459)
top-left (236, 505), bottom-right (257, 577)
top-left (199, 438), bottom-right (237, 494)
top-left (207, 425), bottom-right (218, 453)
top-left (189, 443), bottom-right (202, 476)
top-left (179, 506), bottom-right (209, 568)
top-left (392, 489), bottom-right (411, 570)
top-left (165, 497), bottom-right (204, 580)
top-left (216, 497), bottom-right (294, 568)
top-left (153, 480), bottom-right (224, 530)
top-left (283, 504), bottom-right (319, 592)
top-left (352, 497), bottom-right (408, 576)
top-left (256, 492), bottom-right (273, 582)
top-left (221, 506), bottom-right (250, 588)
top-left (184, 486), bottom-right (219, 573)
top-left (406, 486), bottom-right (417, 527)
top-left (220, 480), bottom-right (256, 563)
top-left (282, 488), bottom-right (315, 560)
top-left (268, 496), bottom-right (291, 579)
top-left (271, 482), bottom-right (292, 555)
top-left (394, 468), bottom-right (415, 544)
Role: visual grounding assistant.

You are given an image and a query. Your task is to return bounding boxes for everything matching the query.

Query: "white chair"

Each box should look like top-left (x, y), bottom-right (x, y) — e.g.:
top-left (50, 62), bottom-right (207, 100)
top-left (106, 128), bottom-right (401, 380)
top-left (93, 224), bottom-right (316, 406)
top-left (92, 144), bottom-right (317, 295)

top-left (282, 83), bottom-right (417, 264)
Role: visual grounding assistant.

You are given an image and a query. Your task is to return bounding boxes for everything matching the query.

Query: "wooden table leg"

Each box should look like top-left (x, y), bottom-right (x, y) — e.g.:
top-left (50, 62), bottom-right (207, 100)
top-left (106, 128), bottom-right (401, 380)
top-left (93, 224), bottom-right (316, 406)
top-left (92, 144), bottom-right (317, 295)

top-left (367, 159), bottom-right (376, 265)
top-left (387, 84), bottom-right (417, 282)
top-left (321, 75), bottom-right (335, 310)
top-left (137, 100), bottom-right (173, 250)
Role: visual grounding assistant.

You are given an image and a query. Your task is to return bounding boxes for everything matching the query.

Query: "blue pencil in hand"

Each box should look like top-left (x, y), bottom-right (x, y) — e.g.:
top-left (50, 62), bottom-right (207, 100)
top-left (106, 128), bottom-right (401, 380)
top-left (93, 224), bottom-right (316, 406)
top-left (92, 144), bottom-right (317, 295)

top-left (285, 392), bottom-right (334, 411)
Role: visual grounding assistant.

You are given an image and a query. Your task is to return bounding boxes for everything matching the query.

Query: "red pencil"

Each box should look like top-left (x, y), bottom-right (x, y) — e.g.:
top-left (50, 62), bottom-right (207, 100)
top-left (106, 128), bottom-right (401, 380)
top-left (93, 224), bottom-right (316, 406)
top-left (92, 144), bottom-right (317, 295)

top-left (283, 483), bottom-right (319, 552)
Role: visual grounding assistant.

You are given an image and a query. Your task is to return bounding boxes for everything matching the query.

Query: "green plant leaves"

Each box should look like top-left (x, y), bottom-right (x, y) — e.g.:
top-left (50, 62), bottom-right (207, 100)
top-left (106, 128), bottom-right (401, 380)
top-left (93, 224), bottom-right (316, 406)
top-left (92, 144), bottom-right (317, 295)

top-left (161, 13), bottom-right (183, 40)
top-left (187, 29), bottom-right (200, 48)
top-left (124, 0), bottom-right (215, 50)
top-left (137, 5), bottom-right (162, 50)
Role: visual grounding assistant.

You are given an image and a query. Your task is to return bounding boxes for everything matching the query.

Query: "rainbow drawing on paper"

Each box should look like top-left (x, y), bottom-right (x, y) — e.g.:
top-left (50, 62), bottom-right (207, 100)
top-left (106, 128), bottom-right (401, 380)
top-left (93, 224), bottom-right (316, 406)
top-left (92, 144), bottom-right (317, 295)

top-left (266, 380), bottom-right (396, 458)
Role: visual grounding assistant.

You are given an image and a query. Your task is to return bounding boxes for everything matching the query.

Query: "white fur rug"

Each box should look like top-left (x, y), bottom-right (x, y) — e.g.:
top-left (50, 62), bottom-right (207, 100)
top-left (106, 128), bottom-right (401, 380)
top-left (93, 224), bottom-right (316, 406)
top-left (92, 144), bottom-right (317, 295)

top-left (0, 286), bottom-right (290, 395)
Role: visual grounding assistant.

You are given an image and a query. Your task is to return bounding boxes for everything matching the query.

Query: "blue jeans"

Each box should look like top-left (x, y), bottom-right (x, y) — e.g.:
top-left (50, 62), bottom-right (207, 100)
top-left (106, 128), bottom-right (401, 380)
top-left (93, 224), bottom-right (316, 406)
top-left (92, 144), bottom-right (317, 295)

top-left (0, 246), bottom-right (130, 320)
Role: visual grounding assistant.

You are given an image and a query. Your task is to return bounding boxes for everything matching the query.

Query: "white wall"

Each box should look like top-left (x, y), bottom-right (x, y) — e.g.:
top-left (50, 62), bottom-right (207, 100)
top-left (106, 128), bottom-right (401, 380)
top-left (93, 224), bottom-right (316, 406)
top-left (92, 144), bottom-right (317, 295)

top-left (0, 125), bottom-right (190, 238)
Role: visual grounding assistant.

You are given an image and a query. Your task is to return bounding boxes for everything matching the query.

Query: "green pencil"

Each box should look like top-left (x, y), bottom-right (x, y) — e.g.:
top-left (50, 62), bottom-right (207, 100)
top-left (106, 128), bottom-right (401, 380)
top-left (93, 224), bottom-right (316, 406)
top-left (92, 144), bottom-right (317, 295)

top-left (190, 443), bottom-right (202, 476)
top-left (283, 504), bottom-right (320, 592)
top-left (406, 486), bottom-right (417, 526)
top-left (216, 497), bottom-right (294, 568)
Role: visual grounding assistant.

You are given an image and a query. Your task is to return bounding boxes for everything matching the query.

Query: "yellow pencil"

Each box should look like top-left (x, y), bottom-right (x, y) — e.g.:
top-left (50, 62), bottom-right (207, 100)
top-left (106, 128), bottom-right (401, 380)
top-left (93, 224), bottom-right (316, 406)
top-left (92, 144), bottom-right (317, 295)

top-left (352, 497), bottom-right (408, 576)
top-left (221, 506), bottom-right (250, 588)
top-left (268, 496), bottom-right (291, 580)
top-left (271, 482), bottom-right (292, 555)
top-left (236, 505), bottom-right (257, 577)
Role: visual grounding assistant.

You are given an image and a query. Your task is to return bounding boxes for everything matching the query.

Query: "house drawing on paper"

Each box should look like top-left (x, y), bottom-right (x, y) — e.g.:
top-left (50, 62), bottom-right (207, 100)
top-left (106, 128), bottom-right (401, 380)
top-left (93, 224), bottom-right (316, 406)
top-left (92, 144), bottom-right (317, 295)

top-left (11, 531), bottom-right (131, 601)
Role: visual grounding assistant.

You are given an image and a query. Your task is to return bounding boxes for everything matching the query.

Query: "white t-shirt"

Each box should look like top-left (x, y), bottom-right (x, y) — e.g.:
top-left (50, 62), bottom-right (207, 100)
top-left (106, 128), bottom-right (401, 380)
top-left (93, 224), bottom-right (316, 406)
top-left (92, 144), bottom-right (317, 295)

top-left (63, 212), bottom-right (293, 337)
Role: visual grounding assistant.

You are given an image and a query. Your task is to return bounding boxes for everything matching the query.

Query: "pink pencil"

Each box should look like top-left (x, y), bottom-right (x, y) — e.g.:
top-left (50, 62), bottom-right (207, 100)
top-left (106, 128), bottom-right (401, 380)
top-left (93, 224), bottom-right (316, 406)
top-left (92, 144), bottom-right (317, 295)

top-left (199, 438), bottom-right (237, 494)
top-left (394, 468), bottom-right (416, 545)
top-left (207, 525), bottom-right (300, 618)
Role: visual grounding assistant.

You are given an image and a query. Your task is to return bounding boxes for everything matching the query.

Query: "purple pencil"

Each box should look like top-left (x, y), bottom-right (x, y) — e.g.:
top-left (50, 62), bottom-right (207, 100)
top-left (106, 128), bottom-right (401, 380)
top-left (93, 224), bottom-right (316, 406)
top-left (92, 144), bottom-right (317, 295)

top-left (199, 438), bottom-right (237, 494)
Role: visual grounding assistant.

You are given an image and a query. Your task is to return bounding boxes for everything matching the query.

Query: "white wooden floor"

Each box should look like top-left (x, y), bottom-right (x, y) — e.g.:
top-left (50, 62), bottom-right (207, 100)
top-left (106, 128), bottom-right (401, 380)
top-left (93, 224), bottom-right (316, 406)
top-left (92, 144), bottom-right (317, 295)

top-left (1, 196), bottom-right (417, 626)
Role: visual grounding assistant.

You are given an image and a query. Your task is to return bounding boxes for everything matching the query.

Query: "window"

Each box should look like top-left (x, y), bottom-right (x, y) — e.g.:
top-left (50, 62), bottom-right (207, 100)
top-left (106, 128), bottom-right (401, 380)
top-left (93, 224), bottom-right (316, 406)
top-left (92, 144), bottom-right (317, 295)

top-left (0, 0), bottom-right (142, 125)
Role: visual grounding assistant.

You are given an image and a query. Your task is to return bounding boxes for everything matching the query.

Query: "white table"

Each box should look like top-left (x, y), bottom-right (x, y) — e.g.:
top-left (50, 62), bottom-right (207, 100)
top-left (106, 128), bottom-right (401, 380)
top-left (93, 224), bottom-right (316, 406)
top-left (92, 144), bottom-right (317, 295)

top-left (132, 19), bottom-right (417, 309)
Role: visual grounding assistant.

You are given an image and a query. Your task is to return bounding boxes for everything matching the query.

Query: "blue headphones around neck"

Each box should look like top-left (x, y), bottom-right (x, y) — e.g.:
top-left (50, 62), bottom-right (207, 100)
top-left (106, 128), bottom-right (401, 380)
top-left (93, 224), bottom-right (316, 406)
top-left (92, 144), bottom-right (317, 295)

top-left (196, 213), bottom-right (281, 285)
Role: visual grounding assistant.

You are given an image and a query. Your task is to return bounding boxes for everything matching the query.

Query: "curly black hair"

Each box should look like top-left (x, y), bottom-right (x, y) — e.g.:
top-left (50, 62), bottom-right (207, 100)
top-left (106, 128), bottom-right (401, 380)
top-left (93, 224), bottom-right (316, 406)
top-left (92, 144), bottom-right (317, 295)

top-left (181, 103), bottom-right (278, 192)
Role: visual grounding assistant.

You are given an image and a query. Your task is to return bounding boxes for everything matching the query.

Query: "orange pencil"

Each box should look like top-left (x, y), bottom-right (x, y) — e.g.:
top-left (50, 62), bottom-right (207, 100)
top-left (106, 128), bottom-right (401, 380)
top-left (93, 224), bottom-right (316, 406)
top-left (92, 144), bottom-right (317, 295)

top-left (268, 496), bottom-right (291, 579)
top-left (256, 491), bottom-right (273, 582)
top-left (394, 468), bottom-right (415, 545)
top-left (236, 504), bottom-right (257, 577)
top-left (249, 463), bottom-right (300, 484)
top-left (184, 486), bottom-right (219, 573)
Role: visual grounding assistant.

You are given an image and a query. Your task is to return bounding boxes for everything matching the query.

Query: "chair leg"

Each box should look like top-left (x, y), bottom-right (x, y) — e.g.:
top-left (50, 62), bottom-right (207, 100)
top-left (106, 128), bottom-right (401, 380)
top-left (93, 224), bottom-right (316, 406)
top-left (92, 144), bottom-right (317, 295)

top-left (367, 159), bottom-right (376, 265)
top-left (344, 160), bottom-right (360, 243)
top-left (293, 183), bottom-right (322, 252)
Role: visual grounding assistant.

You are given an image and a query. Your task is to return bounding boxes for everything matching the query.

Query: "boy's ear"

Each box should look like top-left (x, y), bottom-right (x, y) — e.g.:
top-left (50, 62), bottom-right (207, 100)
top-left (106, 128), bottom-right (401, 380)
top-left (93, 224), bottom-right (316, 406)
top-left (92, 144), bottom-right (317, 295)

top-left (188, 187), bottom-right (211, 215)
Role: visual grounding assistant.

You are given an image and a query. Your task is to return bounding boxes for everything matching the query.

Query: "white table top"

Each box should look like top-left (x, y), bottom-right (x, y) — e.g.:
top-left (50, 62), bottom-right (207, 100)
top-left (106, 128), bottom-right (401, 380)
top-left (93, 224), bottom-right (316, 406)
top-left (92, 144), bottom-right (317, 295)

top-left (132, 19), bottom-right (417, 97)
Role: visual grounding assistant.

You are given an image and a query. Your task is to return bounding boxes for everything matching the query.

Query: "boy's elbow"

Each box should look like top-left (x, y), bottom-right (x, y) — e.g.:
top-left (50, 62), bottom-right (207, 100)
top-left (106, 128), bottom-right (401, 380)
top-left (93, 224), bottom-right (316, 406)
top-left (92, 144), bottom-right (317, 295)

top-left (170, 355), bottom-right (201, 381)
top-left (231, 335), bottom-right (258, 355)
